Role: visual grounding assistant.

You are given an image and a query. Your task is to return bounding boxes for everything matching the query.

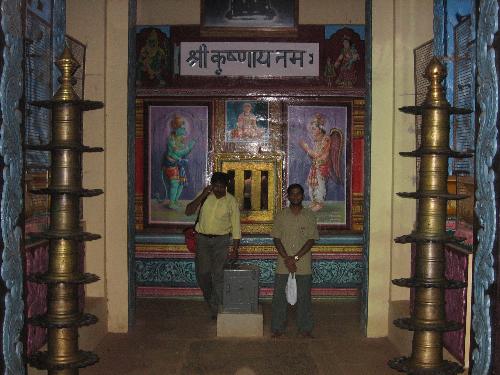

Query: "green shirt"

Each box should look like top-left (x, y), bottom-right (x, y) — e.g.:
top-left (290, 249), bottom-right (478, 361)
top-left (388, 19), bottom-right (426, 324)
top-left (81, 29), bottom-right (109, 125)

top-left (195, 192), bottom-right (241, 239)
top-left (271, 207), bottom-right (319, 275)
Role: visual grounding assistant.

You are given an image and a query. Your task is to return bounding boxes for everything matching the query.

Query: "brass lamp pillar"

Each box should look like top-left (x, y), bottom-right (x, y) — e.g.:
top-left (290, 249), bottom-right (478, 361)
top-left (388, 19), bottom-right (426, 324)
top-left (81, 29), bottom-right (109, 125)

top-left (388, 58), bottom-right (470, 374)
top-left (27, 47), bottom-right (103, 374)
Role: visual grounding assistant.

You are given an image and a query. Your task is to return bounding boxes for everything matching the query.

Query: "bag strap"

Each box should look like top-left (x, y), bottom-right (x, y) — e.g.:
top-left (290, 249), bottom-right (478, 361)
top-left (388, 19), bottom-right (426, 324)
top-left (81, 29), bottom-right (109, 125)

top-left (194, 194), bottom-right (208, 227)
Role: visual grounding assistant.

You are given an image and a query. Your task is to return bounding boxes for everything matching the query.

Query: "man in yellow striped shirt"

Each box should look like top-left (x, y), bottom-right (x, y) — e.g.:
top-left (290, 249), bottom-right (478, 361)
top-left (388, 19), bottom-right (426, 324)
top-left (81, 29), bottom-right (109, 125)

top-left (185, 172), bottom-right (241, 319)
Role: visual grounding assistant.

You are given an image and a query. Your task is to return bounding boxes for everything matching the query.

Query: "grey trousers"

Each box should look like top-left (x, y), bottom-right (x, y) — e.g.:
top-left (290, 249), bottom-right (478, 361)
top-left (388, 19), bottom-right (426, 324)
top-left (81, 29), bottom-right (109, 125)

top-left (195, 233), bottom-right (230, 314)
top-left (271, 273), bottom-right (313, 334)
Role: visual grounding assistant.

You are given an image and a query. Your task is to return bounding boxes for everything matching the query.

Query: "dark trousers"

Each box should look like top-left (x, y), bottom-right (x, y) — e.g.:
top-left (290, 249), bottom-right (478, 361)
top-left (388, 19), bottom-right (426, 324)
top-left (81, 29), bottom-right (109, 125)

top-left (271, 273), bottom-right (313, 334)
top-left (195, 233), bottom-right (230, 314)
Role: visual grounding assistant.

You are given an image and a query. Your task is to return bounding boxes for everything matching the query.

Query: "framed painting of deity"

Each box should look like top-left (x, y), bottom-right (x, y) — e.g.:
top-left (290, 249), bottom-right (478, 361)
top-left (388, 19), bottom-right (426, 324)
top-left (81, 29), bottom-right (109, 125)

top-left (286, 102), bottom-right (352, 229)
top-left (136, 26), bottom-right (171, 88)
top-left (323, 26), bottom-right (365, 89)
top-left (143, 100), bottom-right (211, 229)
top-left (225, 100), bottom-right (269, 144)
top-left (200, 0), bottom-right (298, 37)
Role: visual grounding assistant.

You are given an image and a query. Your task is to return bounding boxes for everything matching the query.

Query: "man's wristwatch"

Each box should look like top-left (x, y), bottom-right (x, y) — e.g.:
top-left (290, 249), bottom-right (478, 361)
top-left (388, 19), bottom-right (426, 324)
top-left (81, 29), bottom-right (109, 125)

top-left (294, 255), bottom-right (300, 261)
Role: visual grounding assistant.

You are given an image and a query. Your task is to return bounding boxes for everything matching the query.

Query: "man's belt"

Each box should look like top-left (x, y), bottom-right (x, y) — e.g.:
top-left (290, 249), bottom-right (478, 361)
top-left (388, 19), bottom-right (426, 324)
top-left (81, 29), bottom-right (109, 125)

top-left (198, 233), bottom-right (229, 238)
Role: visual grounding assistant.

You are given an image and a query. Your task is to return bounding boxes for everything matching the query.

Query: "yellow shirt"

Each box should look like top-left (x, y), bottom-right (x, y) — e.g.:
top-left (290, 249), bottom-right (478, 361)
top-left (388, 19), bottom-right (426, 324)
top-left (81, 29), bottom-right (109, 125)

top-left (195, 192), bottom-right (241, 239)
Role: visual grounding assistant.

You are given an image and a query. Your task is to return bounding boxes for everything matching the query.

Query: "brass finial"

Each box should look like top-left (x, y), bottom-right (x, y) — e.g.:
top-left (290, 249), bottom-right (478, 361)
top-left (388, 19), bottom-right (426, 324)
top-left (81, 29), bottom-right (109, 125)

top-left (53, 46), bottom-right (80, 101)
top-left (424, 57), bottom-right (448, 106)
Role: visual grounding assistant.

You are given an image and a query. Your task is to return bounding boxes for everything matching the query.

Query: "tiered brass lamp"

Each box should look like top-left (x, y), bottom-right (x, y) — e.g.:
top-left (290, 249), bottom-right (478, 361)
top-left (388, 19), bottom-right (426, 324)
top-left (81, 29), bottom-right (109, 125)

top-left (27, 47), bottom-right (103, 374)
top-left (388, 58), bottom-right (471, 374)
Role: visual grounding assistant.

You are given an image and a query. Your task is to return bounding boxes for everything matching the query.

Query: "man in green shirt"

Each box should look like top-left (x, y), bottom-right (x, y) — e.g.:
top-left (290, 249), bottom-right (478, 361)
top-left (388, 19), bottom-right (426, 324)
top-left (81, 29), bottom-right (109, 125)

top-left (271, 183), bottom-right (319, 338)
top-left (185, 172), bottom-right (241, 319)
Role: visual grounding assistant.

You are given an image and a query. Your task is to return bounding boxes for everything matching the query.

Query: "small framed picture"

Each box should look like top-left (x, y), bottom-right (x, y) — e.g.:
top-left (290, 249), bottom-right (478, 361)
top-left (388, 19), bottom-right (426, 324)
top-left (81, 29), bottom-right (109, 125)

top-left (225, 100), bottom-right (269, 143)
top-left (201, 0), bottom-right (298, 37)
top-left (136, 26), bottom-right (171, 88)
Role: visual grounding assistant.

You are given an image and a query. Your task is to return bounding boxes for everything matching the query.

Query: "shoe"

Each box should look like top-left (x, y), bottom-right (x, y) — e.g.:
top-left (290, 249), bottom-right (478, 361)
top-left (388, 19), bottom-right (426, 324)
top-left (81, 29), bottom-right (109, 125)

top-left (271, 331), bottom-right (283, 338)
top-left (299, 331), bottom-right (314, 338)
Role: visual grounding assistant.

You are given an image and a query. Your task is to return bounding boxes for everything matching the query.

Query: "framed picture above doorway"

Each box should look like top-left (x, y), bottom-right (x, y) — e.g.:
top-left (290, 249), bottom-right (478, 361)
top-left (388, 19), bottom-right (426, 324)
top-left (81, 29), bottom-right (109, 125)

top-left (200, 0), bottom-right (298, 37)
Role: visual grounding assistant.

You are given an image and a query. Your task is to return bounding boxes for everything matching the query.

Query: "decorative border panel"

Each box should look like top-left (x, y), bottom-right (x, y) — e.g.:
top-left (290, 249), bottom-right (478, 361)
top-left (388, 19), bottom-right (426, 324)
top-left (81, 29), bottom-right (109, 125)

top-left (1, 1), bottom-right (25, 374)
top-left (135, 255), bottom-right (363, 296)
top-left (472, 0), bottom-right (498, 373)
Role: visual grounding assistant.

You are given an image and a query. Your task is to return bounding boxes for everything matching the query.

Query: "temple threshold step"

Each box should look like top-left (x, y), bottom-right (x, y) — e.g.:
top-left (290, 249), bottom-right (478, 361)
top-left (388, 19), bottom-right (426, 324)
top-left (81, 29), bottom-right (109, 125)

top-left (217, 308), bottom-right (263, 338)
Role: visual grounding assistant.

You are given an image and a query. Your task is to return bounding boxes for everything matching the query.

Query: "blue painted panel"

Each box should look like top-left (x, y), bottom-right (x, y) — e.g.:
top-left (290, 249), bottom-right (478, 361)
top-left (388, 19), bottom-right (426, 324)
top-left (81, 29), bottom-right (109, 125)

top-left (434, 0), bottom-right (446, 57)
top-left (472, 0), bottom-right (498, 373)
top-left (312, 260), bottom-right (364, 288)
top-left (51, 0), bottom-right (65, 95)
top-left (1, 1), bottom-right (25, 374)
top-left (25, 11), bottom-right (52, 168)
top-left (135, 233), bottom-right (364, 246)
top-left (135, 258), bottom-right (363, 289)
top-left (445, 0), bottom-right (473, 104)
top-left (27, 0), bottom-right (52, 23)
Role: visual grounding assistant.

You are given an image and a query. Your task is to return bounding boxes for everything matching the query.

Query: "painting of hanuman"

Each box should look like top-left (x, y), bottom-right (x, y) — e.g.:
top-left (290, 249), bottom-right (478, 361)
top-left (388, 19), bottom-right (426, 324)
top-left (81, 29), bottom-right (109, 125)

top-left (161, 114), bottom-right (195, 210)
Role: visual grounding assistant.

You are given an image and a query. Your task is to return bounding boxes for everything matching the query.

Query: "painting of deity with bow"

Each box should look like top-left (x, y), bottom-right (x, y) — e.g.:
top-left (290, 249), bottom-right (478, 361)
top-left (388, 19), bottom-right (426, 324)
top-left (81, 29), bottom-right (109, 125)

top-left (287, 104), bottom-right (351, 227)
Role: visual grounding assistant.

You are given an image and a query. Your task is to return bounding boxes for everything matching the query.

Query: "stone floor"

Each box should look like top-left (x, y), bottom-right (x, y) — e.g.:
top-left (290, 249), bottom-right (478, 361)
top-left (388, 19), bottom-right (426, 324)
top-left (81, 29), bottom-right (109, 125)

top-left (82, 298), bottom-right (401, 375)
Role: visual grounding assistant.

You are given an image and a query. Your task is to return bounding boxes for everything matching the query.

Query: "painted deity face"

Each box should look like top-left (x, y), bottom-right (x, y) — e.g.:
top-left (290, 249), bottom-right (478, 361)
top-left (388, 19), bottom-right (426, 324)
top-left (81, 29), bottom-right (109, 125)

top-left (147, 31), bottom-right (159, 48)
top-left (343, 38), bottom-right (350, 48)
top-left (243, 104), bottom-right (252, 114)
top-left (309, 123), bottom-right (322, 138)
top-left (171, 115), bottom-right (185, 129)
